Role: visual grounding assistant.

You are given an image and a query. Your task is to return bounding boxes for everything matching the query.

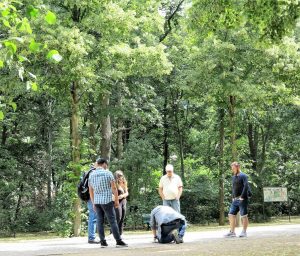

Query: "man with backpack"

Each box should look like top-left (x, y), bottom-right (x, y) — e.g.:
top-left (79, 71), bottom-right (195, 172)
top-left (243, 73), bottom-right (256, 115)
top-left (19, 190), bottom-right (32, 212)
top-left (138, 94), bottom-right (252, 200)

top-left (89, 158), bottom-right (128, 248)
top-left (78, 163), bottom-right (99, 244)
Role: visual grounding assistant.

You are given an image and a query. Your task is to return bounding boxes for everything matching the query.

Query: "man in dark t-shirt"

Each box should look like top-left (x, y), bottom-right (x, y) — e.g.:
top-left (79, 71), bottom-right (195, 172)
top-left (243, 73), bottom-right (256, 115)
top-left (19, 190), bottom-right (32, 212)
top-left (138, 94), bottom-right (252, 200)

top-left (224, 162), bottom-right (251, 238)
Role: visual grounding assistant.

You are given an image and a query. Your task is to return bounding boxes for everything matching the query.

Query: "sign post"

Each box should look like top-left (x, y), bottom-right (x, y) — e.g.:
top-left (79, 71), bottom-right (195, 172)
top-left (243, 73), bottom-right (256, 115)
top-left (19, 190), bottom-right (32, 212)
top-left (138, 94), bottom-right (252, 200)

top-left (263, 187), bottom-right (289, 222)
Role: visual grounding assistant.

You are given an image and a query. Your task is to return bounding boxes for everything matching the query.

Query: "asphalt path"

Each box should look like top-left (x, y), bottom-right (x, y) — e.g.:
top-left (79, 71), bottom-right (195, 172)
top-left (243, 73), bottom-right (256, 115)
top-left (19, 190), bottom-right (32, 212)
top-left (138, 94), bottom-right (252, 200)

top-left (0, 224), bottom-right (299, 256)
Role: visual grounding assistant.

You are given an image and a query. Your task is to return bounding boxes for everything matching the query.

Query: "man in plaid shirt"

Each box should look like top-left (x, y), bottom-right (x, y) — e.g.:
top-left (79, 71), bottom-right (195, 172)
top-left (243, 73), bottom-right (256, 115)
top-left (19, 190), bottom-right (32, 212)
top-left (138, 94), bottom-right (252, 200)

top-left (89, 158), bottom-right (128, 248)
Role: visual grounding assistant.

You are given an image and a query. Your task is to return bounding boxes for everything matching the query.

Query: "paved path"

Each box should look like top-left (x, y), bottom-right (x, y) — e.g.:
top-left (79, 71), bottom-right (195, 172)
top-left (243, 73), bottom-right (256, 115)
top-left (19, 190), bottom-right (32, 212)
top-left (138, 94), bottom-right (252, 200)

top-left (0, 224), bottom-right (299, 256)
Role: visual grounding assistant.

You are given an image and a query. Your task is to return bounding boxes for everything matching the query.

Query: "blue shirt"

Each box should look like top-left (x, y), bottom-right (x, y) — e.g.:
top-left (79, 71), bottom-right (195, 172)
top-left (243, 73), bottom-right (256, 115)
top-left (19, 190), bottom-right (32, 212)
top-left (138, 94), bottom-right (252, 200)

top-left (88, 168), bottom-right (115, 204)
top-left (232, 172), bottom-right (250, 199)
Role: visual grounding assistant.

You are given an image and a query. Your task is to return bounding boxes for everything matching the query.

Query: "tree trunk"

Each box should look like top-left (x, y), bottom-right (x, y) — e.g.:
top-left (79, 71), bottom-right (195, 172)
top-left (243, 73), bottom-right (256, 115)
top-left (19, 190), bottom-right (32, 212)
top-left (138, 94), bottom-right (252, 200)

top-left (116, 92), bottom-right (123, 160)
top-left (70, 81), bottom-right (81, 237)
top-left (162, 95), bottom-right (169, 175)
top-left (116, 119), bottom-right (123, 160)
top-left (1, 124), bottom-right (8, 145)
top-left (100, 94), bottom-right (112, 159)
top-left (174, 103), bottom-right (185, 183)
top-left (47, 99), bottom-right (54, 206)
top-left (12, 183), bottom-right (24, 237)
top-left (228, 95), bottom-right (240, 226)
top-left (247, 122), bottom-right (258, 171)
top-left (228, 95), bottom-right (237, 161)
top-left (218, 108), bottom-right (225, 225)
top-left (88, 94), bottom-right (97, 159)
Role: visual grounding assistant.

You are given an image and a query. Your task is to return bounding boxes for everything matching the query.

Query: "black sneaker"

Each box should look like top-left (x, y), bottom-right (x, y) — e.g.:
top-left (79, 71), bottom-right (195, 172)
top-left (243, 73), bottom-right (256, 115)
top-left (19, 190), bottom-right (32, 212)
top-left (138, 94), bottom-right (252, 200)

top-left (100, 240), bottom-right (108, 248)
top-left (116, 240), bottom-right (128, 247)
top-left (88, 239), bottom-right (100, 244)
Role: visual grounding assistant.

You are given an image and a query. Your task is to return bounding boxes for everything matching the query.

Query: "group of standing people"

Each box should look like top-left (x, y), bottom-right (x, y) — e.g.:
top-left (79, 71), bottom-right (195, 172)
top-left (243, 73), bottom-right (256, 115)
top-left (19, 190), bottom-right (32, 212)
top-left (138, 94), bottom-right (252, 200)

top-left (87, 158), bottom-right (128, 247)
top-left (85, 158), bottom-right (250, 248)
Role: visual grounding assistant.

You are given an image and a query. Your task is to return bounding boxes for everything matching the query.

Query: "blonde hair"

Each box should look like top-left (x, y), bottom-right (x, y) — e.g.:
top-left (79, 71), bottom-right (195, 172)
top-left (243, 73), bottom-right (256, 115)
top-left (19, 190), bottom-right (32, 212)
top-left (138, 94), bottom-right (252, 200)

top-left (114, 170), bottom-right (128, 190)
top-left (231, 162), bottom-right (240, 168)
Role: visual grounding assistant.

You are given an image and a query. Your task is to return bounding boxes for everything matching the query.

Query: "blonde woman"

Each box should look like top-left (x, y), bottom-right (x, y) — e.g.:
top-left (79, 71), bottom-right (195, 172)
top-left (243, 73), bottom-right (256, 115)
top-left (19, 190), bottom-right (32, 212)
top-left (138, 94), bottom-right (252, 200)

top-left (114, 170), bottom-right (129, 235)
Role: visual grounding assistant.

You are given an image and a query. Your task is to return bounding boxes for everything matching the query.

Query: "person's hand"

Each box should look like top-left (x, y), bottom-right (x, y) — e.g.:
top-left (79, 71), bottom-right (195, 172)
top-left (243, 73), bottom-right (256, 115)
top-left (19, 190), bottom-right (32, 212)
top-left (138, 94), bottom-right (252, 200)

top-left (93, 204), bottom-right (96, 212)
top-left (176, 196), bottom-right (180, 200)
top-left (118, 194), bottom-right (123, 200)
top-left (240, 197), bottom-right (244, 201)
top-left (114, 201), bottom-right (119, 208)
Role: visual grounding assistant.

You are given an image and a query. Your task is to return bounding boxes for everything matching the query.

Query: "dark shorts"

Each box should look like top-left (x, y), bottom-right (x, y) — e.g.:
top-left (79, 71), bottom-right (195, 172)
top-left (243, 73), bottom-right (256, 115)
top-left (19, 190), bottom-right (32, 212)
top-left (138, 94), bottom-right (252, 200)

top-left (229, 199), bottom-right (248, 217)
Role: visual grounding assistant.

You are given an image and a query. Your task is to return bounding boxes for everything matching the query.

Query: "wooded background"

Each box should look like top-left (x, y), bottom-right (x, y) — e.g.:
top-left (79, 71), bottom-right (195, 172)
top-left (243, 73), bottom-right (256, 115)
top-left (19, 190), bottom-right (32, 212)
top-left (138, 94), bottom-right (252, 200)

top-left (0, 0), bottom-right (299, 237)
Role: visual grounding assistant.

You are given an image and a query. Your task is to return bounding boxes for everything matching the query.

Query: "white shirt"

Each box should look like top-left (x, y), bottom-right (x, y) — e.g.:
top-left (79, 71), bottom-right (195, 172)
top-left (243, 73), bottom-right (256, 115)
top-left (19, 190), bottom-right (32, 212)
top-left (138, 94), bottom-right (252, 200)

top-left (159, 174), bottom-right (183, 200)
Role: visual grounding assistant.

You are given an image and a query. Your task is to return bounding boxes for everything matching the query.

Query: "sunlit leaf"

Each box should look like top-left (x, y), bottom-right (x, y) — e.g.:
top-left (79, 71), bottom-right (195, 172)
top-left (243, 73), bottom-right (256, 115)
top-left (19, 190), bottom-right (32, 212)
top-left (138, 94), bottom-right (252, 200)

top-left (47, 50), bottom-right (63, 62)
top-left (45, 11), bottom-right (56, 25)
top-left (10, 102), bottom-right (17, 111)
top-left (31, 82), bottom-right (38, 91)
top-left (4, 41), bottom-right (17, 53)
top-left (29, 39), bottom-right (42, 52)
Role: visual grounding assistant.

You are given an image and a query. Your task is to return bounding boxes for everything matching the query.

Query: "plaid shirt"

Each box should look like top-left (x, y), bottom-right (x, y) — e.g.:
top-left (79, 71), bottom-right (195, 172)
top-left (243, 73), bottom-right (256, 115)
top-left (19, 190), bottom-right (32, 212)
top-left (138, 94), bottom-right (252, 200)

top-left (88, 168), bottom-right (115, 204)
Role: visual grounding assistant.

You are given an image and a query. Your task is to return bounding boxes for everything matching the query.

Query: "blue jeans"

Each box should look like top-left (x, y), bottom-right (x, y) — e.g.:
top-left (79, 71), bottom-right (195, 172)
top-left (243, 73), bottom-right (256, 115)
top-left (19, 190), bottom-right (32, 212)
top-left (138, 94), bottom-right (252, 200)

top-left (95, 201), bottom-right (121, 242)
top-left (163, 199), bottom-right (181, 213)
top-left (229, 198), bottom-right (249, 217)
top-left (87, 200), bottom-right (97, 241)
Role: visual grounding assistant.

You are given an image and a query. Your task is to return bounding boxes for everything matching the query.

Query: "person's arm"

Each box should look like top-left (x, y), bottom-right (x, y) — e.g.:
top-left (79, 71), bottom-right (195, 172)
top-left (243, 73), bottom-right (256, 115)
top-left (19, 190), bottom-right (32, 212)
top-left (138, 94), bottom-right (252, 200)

top-left (119, 185), bottom-right (129, 199)
top-left (177, 186), bottom-right (183, 200)
top-left (158, 177), bottom-right (165, 200)
top-left (176, 176), bottom-right (183, 200)
top-left (240, 175), bottom-right (249, 200)
top-left (150, 213), bottom-right (157, 238)
top-left (159, 187), bottom-right (165, 200)
top-left (111, 180), bottom-right (119, 208)
top-left (89, 185), bottom-right (95, 211)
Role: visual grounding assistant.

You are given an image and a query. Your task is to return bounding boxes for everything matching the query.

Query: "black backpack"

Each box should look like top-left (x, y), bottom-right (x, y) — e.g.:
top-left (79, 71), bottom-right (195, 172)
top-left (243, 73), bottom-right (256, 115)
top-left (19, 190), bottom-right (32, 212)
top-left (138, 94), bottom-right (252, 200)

top-left (77, 167), bottom-right (95, 201)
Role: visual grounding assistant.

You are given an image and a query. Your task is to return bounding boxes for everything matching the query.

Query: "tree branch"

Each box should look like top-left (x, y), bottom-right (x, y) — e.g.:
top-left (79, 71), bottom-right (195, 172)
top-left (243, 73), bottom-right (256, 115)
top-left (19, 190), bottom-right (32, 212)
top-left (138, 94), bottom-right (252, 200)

top-left (159, 0), bottom-right (185, 42)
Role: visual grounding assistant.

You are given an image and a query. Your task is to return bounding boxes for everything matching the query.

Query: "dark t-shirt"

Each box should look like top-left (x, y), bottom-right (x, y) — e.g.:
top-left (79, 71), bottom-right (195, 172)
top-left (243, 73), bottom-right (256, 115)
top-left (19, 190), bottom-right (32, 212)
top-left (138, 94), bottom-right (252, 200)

top-left (232, 172), bottom-right (250, 199)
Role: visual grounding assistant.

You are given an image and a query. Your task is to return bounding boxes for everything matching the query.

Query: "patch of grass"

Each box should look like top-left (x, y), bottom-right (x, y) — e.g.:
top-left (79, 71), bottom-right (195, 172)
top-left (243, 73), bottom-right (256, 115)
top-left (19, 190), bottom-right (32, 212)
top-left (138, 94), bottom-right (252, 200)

top-left (0, 231), bottom-right (60, 242)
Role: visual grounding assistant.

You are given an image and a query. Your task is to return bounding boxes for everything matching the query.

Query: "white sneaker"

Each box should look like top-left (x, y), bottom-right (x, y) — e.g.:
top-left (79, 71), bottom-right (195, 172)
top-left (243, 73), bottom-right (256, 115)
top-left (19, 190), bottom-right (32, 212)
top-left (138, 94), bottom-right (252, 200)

top-left (224, 231), bottom-right (236, 238)
top-left (239, 231), bottom-right (247, 238)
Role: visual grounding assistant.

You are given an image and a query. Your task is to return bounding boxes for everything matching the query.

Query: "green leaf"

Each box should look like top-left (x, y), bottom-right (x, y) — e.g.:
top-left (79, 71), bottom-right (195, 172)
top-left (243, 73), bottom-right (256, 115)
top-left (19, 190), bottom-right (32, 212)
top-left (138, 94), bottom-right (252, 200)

top-left (0, 60), bottom-right (3, 68)
top-left (31, 82), bottom-right (38, 91)
top-left (26, 6), bottom-right (39, 18)
top-left (4, 41), bottom-right (17, 54)
top-left (0, 111), bottom-right (4, 120)
top-left (29, 39), bottom-right (42, 52)
top-left (18, 55), bottom-right (30, 62)
top-left (17, 18), bottom-right (32, 34)
top-left (47, 50), bottom-right (63, 62)
top-left (9, 102), bottom-right (17, 111)
top-left (1, 9), bottom-right (10, 17)
top-left (45, 11), bottom-right (56, 25)
top-left (3, 20), bottom-right (10, 27)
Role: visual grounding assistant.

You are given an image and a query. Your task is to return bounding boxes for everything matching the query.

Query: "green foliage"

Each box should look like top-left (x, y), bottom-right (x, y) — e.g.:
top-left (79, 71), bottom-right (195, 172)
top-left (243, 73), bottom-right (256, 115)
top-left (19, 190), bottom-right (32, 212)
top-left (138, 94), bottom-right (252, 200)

top-left (1, 0), bottom-right (300, 237)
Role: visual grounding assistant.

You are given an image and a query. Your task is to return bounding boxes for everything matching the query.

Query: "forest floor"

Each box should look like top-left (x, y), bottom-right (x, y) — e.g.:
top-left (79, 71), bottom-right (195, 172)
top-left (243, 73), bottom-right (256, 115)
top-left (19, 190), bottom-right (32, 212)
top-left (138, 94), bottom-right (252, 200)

top-left (0, 222), bottom-right (299, 256)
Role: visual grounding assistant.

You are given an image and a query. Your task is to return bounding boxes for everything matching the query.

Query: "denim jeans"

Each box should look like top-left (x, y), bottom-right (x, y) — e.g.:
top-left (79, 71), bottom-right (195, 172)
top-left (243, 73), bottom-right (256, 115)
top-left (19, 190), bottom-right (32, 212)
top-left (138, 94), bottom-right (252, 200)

top-left (115, 199), bottom-right (127, 235)
top-left (87, 200), bottom-right (97, 241)
top-left (163, 199), bottom-right (181, 213)
top-left (229, 198), bottom-right (249, 217)
top-left (95, 201), bottom-right (121, 242)
top-left (159, 219), bottom-right (186, 243)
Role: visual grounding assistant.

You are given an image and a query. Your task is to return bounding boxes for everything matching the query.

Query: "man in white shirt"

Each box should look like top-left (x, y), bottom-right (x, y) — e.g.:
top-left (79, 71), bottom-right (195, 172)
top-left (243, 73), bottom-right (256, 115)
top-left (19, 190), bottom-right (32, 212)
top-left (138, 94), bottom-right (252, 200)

top-left (159, 164), bottom-right (183, 213)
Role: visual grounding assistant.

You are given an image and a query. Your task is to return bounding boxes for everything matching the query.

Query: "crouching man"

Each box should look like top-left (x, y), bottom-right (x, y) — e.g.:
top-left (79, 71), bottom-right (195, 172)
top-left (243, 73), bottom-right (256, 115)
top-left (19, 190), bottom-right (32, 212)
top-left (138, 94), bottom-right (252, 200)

top-left (150, 205), bottom-right (186, 244)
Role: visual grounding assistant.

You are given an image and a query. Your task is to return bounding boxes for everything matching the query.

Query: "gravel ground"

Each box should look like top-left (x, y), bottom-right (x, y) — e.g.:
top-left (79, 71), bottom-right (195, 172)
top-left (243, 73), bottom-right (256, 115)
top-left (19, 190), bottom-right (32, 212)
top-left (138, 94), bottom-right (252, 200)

top-left (0, 224), bottom-right (299, 256)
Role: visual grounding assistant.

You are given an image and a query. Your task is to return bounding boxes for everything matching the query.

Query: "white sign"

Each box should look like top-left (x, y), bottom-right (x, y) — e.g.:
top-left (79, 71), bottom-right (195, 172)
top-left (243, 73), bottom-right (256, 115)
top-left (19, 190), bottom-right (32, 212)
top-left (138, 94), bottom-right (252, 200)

top-left (263, 187), bottom-right (288, 202)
